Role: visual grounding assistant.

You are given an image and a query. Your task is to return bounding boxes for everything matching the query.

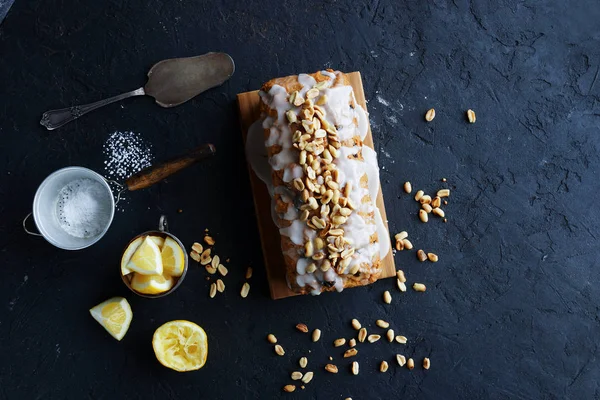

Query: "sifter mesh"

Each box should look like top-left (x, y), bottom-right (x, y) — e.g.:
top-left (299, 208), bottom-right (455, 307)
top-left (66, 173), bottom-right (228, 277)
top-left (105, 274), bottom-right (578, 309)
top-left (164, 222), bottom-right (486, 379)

top-left (56, 178), bottom-right (113, 238)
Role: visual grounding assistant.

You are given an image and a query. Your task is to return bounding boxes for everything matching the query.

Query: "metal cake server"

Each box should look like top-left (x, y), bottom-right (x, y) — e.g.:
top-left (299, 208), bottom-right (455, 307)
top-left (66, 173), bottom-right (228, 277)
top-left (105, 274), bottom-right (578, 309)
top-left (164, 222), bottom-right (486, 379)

top-left (40, 52), bottom-right (235, 130)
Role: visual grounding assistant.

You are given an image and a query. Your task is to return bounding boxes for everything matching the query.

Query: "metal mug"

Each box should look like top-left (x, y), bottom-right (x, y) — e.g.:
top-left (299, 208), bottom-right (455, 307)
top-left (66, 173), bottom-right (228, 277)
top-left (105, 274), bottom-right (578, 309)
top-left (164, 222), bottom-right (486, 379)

top-left (120, 216), bottom-right (188, 298)
top-left (23, 166), bottom-right (115, 250)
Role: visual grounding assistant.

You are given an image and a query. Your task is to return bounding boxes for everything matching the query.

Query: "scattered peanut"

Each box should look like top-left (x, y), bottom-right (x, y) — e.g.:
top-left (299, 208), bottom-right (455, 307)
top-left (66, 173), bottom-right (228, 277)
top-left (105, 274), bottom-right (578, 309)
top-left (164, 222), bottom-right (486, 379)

top-left (396, 270), bottom-right (407, 283)
top-left (358, 328), bottom-right (367, 343)
top-left (433, 207), bottom-right (445, 218)
top-left (191, 242), bottom-right (203, 254)
top-left (200, 249), bottom-right (212, 265)
top-left (348, 338), bottom-right (357, 347)
top-left (205, 265), bottom-right (217, 274)
top-left (383, 291), bottom-right (392, 304)
top-left (216, 279), bottom-right (225, 293)
top-left (422, 203), bottom-right (433, 213)
top-left (467, 109), bottom-right (476, 123)
top-left (420, 195), bottom-right (432, 204)
top-left (218, 264), bottom-right (228, 276)
top-left (414, 190), bottom-right (424, 201)
top-left (299, 357), bottom-right (308, 368)
top-left (209, 283), bottom-right (216, 298)
top-left (403, 239), bottom-right (413, 250)
top-left (380, 361), bottom-right (389, 372)
top-left (301, 371), bottom-right (314, 383)
top-left (275, 344), bottom-right (285, 356)
top-left (396, 354), bottom-right (406, 366)
top-left (312, 329), bottom-right (321, 342)
top-left (423, 357), bottom-right (431, 370)
top-left (344, 348), bottom-right (358, 358)
top-left (395, 239), bottom-right (404, 251)
top-left (283, 385), bottom-right (295, 393)
top-left (427, 253), bottom-right (439, 262)
top-left (437, 189), bottom-right (450, 197)
top-left (417, 249), bottom-right (427, 262)
top-left (386, 329), bottom-right (395, 342)
top-left (419, 209), bottom-right (429, 223)
top-left (397, 279), bottom-right (407, 292)
top-left (367, 334), bottom-right (381, 343)
top-left (245, 267), bottom-right (253, 279)
top-left (240, 282), bottom-right (250, 298)
top-left (296, 323), bottom-right (309, 333)
top-left (407, 358), bottom-right (415, 370)
top-left (325, 364), bottom-right (338, 374)
top-left (267, 334), bottom-right (277, 344)
top-left (425, 108), bottom-right (436, 122)
top-left (351, 319), bottom-right (361, 330)
top-left (432, 196), bottom-right (441, 208)
top-left (395, 231), bottom-right (408, 241)
top-left (395, 335), bottom-right (407, 344)
top-left (291, 371), bottom-right (303, 380)
top-left (376, 319), bottom-right (389, 329)
top-left (204, 235), bottom-right (215, 246)
top-left (334, 338), bottom-right (346, 347)
top-left (413, 283), bottom-right (427, 292)
top-left (352, 361), bottom-right (359, 375)
top-left (190, 251), bottom-right (201, 262)
top-left (404, 181), bottom-right (412, 193)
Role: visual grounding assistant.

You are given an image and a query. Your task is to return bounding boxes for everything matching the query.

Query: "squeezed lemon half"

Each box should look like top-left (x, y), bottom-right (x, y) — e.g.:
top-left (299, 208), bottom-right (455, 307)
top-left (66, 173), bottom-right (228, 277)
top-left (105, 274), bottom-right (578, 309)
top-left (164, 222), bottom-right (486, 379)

top-left (89, 297), bottom-right (133, 341)
top-left (152, 320), bottom-right (208, 372)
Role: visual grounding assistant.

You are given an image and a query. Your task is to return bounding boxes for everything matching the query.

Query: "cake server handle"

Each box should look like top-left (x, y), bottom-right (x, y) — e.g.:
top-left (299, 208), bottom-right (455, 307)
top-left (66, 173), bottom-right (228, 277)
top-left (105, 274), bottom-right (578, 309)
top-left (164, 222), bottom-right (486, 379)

top-left (40, 87), bottom-right (146, 130)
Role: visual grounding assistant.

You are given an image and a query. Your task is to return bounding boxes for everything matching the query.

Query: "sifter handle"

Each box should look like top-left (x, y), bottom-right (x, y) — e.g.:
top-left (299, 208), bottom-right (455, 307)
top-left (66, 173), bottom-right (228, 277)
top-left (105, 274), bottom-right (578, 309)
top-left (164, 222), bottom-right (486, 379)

top-left (125, 144), bottom-right (216, 191)
top-left (23, 212), bottom-right (43, 236)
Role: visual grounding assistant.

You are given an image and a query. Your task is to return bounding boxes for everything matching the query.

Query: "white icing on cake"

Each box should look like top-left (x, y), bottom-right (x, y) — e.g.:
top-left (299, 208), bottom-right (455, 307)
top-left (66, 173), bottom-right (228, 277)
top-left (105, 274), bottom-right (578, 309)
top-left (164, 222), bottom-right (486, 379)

top-left (257, 71), bottom-right (386, 294)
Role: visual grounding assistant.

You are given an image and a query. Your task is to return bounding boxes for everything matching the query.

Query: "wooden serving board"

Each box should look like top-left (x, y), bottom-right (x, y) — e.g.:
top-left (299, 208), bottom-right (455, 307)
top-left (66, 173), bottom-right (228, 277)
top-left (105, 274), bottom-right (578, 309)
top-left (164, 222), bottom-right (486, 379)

top-left (237, 71), bottom-right (396, 299)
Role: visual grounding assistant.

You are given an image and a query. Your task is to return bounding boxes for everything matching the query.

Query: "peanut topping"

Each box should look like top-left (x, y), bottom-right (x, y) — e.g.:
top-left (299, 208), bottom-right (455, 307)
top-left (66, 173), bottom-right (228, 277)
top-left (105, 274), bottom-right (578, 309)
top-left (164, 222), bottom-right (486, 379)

top-left (286, 91), bottom-right (360, 279)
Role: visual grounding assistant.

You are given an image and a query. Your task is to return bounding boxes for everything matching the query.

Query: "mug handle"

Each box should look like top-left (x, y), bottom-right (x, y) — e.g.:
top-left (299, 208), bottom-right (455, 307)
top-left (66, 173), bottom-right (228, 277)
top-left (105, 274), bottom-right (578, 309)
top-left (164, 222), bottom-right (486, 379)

top-left (23, 212), bottom-right (43, 237)
top-left (159, 215), bottom-right (169, 233)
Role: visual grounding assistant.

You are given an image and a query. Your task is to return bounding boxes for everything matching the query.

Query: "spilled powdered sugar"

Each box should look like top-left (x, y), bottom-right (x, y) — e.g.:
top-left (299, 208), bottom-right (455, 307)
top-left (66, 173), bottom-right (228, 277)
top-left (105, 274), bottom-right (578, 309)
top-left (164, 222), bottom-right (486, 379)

top-left (376, 95), bottom-right (390, 106)
top-left (102, 131), bottom-right (153, 211)
top-left (103, 131), bottom-right (153, 179)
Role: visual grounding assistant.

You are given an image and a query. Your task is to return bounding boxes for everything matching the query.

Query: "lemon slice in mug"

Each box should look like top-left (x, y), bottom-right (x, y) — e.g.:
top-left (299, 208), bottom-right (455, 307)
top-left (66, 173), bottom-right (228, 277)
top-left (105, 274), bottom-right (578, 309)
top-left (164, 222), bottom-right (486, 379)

top-left (153, 320), bottom-right (208, 372)
top-left (130, 273), bottom-right (174, 295)
top-left (161, 237), bottom-right (185, 277)
top-left (89, 297), bottom-right (133, 341)
top-left (126, 236), bottom-right (163, 275)
top-left (122, 236), bottom-right (165, 275)
top-left (150, 236), bottom-right (165, 249)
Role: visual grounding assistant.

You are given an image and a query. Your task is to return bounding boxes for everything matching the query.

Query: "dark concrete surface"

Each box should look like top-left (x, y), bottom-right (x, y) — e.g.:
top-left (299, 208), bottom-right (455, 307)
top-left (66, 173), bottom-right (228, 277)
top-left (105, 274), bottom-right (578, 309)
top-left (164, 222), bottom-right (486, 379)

top-left (1, 1), bottom-right (599, 399)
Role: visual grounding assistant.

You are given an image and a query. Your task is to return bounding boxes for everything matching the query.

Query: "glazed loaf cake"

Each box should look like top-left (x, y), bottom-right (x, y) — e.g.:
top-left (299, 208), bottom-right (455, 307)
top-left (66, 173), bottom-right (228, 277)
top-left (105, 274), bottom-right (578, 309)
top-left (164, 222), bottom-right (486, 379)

top-left (259, 70), bottom-right (382, 295)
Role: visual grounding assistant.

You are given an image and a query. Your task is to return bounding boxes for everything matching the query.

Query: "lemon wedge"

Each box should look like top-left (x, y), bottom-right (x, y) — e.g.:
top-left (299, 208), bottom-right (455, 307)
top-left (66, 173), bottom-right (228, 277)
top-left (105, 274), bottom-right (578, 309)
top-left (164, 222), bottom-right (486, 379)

top-left (126, 236), bottom-right (163, 275)
top-left (89, 297), bottom-right (132, 341)
top-left (153, 320), bottom-right (208, 372)
top-left (150, 235), bottom-right (165, 249)
top-left (121, 235), bottom-right (166, 276)
top-left (161, 237), bottom-right (185, 277)
top-left (130, 273), bottom-right (174, 295)
top-left (121, 237), bottom-right (143, 276)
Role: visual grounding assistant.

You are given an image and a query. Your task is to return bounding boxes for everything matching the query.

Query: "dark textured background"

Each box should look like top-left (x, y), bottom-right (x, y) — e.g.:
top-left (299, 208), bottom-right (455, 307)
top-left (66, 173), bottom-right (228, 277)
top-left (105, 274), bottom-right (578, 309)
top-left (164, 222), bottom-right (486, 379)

top-left (1, 1), bottom-right (599, 399)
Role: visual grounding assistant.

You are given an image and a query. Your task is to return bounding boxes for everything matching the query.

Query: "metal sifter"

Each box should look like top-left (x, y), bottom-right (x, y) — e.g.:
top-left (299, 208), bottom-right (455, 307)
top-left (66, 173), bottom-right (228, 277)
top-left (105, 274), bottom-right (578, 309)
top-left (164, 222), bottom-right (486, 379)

top-left (23, 144), bottom-right (215, 250)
